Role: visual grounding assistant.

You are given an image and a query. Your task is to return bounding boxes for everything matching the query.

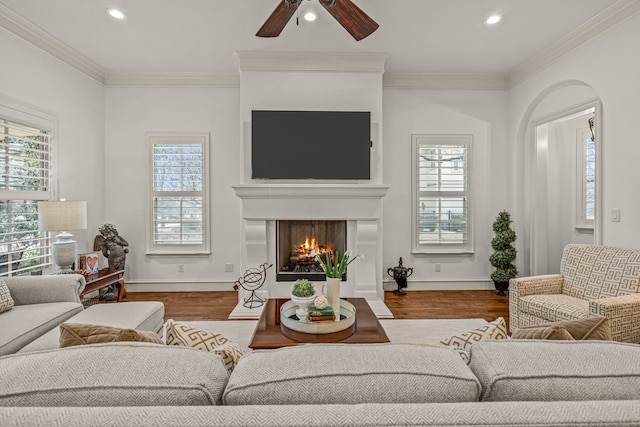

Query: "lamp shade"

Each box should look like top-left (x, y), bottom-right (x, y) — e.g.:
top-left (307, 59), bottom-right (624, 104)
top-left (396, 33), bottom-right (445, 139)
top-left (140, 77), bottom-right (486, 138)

top-left (37, 201), bottom-right (87, 232)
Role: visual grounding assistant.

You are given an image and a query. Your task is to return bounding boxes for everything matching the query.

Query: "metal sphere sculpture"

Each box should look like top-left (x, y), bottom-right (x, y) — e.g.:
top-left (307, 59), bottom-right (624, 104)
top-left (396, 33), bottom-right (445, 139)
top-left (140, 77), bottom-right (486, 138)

top-left (233, 262), bottom-right (273, 308)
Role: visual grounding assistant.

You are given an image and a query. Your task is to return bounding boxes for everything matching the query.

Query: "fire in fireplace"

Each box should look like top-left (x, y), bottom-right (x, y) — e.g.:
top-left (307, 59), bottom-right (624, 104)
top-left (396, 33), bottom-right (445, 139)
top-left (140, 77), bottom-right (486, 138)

top-left (276, 220), bottom-right (347, 281)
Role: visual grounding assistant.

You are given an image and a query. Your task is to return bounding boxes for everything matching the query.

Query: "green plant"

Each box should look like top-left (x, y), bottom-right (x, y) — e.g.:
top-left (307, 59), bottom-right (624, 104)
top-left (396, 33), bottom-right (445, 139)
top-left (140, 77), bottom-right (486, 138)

top-left (490, 210), bottom-right (518, 283)
top-left (314, 251), bottom-right (363, 279)
top-left (291, 278), bottom-right (315, 298)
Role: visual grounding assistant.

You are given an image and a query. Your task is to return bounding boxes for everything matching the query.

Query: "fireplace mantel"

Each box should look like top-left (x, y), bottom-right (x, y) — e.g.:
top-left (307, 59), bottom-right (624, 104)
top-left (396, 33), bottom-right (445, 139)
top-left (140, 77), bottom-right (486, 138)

top-left (230, 182), bottom-right (392, 319)
top-left (232, 184), bottom-right (389, 220)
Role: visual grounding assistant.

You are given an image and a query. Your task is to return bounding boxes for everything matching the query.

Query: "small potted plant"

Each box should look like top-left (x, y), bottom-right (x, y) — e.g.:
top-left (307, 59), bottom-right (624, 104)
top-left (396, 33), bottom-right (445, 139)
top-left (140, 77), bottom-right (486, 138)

top-left (489, 210), bottom-right (518, 296)
top-left (291, 278), bottom-right (316, 321)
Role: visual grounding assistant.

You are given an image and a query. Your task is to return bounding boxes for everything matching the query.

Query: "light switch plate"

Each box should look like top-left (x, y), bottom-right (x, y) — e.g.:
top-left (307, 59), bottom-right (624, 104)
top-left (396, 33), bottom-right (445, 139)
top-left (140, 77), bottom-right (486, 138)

top-left (611, 209), bottom-right (621, 222)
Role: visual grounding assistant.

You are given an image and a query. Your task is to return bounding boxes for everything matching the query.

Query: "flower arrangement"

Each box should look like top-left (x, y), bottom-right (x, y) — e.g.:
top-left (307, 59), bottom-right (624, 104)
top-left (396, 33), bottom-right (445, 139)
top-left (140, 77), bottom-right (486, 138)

top-left (291, 278), bottom-right (315, 298)
top-left (314, 250), bottom-right (363, 279)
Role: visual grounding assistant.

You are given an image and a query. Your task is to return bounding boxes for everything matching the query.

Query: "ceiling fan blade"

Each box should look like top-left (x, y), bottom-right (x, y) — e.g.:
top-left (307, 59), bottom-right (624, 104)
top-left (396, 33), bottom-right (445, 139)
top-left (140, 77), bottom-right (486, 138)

top-left (320, 0), bottom-right (379, 41)
top-left (256, 0), bottom-right (302, 38)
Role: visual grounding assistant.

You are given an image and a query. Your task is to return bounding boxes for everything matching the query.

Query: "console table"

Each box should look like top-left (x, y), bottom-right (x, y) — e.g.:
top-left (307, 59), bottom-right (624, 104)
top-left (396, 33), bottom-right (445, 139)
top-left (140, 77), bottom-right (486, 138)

top-left (79, 269), bottom-right (125, 305)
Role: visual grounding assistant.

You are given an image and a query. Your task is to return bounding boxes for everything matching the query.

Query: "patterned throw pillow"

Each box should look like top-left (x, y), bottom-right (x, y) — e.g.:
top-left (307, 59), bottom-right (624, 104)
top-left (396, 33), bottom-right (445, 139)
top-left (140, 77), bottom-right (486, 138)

top-left (164, 319), bottom-right (245, 371)
top-left (59, 323), bottom-right (163, 348)
top-left (512, 317), bottom-right (611, 341)
top-left (439, 317), bottom-right (508, 350)
top-left (510, 325), bottom-right (576, 340)
top-left (0, 279), bottom-right (15, 313)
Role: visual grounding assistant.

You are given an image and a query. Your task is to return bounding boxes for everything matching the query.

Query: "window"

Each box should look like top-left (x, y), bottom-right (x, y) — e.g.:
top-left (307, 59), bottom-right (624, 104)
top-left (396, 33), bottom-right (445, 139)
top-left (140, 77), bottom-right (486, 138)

top-left (412, 135), bottom-right (472, 254)
top-left (576, 126), bottom-right (595, 229)
top-left (0, 116), bottom-right (53, 276)
top-left (147, 133), bottom-right (209, 254)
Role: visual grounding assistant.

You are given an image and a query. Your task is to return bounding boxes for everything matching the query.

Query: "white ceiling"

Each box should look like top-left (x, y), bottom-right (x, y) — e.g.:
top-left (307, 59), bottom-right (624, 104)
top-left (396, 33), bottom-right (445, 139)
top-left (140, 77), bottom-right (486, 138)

top-left (0, 0), bottom-right (623, 74)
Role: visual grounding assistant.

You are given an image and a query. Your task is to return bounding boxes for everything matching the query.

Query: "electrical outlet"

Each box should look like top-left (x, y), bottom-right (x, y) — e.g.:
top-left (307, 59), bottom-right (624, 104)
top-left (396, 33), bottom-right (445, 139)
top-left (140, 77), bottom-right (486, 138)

top-left (178, 264), bottom-right (184, 273)
top-left (224, 263), bottom-right (234, 272)
top-left (435, 263), bottom-right (441, 272)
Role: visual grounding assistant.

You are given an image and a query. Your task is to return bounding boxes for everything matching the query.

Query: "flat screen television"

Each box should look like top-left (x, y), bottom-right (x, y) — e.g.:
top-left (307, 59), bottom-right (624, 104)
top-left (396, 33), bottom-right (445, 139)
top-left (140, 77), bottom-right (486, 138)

top-left (251, 110), bottom-right (371, 180)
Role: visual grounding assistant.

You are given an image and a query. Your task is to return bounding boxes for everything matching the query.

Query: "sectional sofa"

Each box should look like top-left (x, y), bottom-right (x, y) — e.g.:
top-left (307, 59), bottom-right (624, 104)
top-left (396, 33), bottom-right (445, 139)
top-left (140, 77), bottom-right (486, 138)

top-left (0, 274), bottom-right (164, 356)
top-left (1, 339), bottom-right (640, 426)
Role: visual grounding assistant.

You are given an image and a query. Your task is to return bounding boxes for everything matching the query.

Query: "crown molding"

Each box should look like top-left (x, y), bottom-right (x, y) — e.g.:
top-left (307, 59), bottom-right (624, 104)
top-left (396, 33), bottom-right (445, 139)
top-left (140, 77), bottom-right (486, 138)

top-left (105, 71), bottom-right (240, 87)
top-left (383, 73), bottom-right (508, 90)
top-left (1, 2), bottom-right (637, 89)
top-left (508, 0), bottom-right (640, 88)
top-left (0, 3), bottom-right (105, 84)
top-left (236, 51), bottom-right (389, 73)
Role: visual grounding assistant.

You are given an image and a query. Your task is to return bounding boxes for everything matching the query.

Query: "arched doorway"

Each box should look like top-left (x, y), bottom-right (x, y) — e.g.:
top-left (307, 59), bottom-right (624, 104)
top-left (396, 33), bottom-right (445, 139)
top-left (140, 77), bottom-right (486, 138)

top-left (516, 81), bottom-right (603, 276)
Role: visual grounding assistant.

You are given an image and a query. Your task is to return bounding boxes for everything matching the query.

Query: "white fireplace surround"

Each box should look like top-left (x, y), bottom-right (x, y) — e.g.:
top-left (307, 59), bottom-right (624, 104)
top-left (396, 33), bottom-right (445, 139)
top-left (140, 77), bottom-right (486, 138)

top-left (230, 183), bottom-right (392, 318)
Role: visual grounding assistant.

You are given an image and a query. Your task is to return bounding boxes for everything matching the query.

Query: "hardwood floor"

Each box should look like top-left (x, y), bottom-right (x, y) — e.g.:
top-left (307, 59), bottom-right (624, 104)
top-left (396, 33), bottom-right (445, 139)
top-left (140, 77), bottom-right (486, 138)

top-left (123, 290), bottom-right (510, 328)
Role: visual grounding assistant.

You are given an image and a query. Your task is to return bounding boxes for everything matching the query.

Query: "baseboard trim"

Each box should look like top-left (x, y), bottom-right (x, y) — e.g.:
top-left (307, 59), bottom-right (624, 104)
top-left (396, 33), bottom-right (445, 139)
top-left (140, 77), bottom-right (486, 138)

top-left (126, 280), bottom-right (235, 292)
top-left (127, 279), bottom-right (494, 292)
top-left (383, 279), bottom-right (494, 291)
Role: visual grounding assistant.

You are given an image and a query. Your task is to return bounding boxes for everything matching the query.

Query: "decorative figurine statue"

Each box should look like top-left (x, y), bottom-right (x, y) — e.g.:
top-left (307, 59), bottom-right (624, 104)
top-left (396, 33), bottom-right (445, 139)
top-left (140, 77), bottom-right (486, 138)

top-left (93, 223), bottom-right (129, 272)
top-left (387, 257), bottom-right (413, 296)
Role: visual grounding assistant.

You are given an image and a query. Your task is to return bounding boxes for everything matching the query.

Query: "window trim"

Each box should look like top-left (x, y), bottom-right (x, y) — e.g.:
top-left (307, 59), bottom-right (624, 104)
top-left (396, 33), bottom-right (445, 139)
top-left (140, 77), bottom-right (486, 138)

top-left (411, 134), bottom-right (474, 255)
top-left (146, 132), bottom-right (210, 255)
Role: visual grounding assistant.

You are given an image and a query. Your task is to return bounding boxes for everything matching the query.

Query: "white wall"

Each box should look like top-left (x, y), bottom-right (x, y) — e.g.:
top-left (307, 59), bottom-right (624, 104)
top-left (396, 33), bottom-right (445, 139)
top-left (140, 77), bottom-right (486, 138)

top-left (0, 30), bottom-right (105, 256)
top-left (104, 87), bottom-right (242, 289)
top-left (509, 13), bottom-right (640, 276)
top-left (4, 11), bottom-right (639, 290)
top-left (382, 89), bottom-right (509, 289)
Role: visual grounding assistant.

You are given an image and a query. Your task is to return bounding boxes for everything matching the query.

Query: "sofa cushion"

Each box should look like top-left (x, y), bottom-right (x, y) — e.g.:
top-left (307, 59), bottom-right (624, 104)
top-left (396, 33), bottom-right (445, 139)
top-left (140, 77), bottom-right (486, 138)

top-left (469, 340), bottom-right (640, 402)
top-left (18, 301), bottom-right (165, 354)
top-left (0, 279), bottom-right (14, 313)
top-left (0, 302), bottom-right (83, 356)
top-left (512, 317), bottom-right (611, 341)
top-left (518, 294), bottom-right (588, 323)
top-left (165, 319), bottom-right (245, 371)
top-left (4, 401), bottom-right (640, 427)
top-left (223, 343), bottom-right (481, 405)
top-left (59, 323), bottom-right (162, 347)
top-left (0, 343), bottom-right (229, 406)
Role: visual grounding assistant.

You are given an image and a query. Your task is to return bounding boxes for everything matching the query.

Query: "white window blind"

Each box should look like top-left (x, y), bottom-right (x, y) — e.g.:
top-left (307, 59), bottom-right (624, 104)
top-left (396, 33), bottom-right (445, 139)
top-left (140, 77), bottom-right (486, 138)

top-left (147, 133), bottom-right (209, 254)
top-left (412, 135), bottom-right (472, 254)
top-left (0, 118), bottom-right (52, 276)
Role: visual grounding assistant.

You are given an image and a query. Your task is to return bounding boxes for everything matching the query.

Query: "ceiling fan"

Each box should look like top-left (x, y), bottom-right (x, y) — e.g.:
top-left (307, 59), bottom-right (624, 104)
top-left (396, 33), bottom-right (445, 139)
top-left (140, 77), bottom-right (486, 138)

top-left (256, 0), bottom-right (379, 41)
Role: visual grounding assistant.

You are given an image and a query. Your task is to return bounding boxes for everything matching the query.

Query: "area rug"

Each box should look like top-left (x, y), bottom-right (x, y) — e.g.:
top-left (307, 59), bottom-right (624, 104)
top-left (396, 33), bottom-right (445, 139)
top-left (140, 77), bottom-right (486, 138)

top-left (178, 318), bottom-right (489, 351)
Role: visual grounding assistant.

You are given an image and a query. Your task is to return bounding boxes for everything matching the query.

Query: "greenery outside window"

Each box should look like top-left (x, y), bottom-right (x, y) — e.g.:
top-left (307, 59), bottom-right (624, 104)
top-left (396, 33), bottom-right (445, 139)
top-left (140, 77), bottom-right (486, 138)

top-left (412, 134), bottom-right (472, 254)
top-left (0, 113), bottom-right (53, 276)
top-left (147, 133), bottom-right (210, 255)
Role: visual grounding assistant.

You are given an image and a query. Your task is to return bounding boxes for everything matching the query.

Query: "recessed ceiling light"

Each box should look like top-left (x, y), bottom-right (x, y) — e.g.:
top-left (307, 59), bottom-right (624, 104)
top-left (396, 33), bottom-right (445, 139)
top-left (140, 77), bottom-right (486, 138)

top-left (106, 8), bottom-right (126, 20)
top-left (304, 11), bottom-right (317, 22)
top-left (485, 14), bottom-right (502, 25)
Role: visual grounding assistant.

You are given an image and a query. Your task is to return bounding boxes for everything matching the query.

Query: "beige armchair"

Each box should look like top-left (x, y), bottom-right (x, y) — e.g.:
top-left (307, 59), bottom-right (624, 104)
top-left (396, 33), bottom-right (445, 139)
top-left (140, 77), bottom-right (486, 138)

top-left (509, 244), bottom-right (640, 343)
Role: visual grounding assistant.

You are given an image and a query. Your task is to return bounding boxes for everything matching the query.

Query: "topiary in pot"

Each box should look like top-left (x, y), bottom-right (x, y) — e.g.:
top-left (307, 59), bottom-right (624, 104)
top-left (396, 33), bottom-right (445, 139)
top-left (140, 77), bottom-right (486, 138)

top-left (291, 278), bottom-right (315, 298)
top-left (489, 210), bottom-right (518, 296)
top-left (291, 279), bottom-right (316, 321)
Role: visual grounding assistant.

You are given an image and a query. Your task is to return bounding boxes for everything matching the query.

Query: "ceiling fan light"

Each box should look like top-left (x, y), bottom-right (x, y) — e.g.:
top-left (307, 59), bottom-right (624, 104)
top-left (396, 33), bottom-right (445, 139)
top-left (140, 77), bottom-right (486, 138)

top-left (485, 15), bottom-right (502, 25)
top-left (106, 8), bottom-right (126, 20)
top-left (304, 11), bottom-right (317, 22)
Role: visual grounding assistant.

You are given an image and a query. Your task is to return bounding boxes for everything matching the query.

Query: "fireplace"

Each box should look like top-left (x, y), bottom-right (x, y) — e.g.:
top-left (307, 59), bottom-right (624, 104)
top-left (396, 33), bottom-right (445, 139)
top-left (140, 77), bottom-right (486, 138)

top-left (276, 220), bottom-right (346, 281)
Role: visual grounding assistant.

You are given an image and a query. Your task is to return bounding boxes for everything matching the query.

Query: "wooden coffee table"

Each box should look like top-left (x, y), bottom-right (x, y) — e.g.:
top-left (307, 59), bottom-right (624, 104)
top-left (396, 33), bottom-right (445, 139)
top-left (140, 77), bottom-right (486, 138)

top-left (249, 298), bottom-right (390, 350)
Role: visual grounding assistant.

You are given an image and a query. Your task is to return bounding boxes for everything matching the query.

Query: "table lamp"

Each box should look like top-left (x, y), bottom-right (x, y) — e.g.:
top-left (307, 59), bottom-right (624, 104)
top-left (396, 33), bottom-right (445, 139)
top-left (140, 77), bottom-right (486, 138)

top-left (37, 200), bottom-right (87, 273)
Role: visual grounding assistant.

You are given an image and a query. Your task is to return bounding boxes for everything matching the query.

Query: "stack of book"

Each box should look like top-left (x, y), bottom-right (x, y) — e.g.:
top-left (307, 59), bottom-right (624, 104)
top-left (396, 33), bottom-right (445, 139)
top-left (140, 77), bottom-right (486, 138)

top-left (307, 305), bottom-right (335, 322)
